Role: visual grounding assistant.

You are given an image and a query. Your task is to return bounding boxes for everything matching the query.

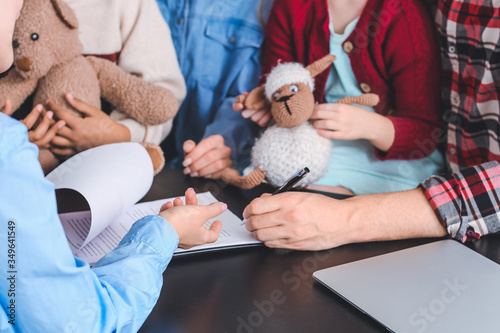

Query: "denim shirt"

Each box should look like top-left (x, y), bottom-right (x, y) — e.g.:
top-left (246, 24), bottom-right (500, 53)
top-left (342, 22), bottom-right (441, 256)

top-left (0, 113), bottom-right (179, 332)
top-left (156, 0), bottom-right (272, 170)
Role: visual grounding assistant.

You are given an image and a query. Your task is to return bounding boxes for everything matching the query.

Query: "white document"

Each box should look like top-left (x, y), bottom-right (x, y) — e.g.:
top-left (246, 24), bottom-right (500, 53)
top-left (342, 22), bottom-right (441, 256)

top-left (74, 192), bottom-right (261, 265)
top-left (47, 142), bottom-right (154, 251)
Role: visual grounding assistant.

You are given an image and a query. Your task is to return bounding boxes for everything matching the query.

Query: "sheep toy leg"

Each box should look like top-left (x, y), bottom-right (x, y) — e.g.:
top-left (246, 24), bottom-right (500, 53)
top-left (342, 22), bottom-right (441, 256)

top-left (221, 168), bottom-right (266, 190)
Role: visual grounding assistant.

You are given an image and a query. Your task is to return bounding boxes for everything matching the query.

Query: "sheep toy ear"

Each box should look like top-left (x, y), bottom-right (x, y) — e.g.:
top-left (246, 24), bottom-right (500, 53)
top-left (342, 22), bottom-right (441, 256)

top-left (242, 86), bottom-right (270, 110)
top-left (305, 54), bottom-right (337, 78)
top-left (50, 0), bottom-right (79, 29)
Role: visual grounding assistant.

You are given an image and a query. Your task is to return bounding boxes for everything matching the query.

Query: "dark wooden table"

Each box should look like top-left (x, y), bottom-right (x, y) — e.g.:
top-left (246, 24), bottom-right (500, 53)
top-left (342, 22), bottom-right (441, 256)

top-left (138, 169), bottom-right (500, 333)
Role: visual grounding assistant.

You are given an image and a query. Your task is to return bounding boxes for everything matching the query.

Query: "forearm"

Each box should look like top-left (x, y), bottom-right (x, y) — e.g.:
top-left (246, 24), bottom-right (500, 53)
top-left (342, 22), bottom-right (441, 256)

top-left (20, 215), bottom-right (177, 333)
top-left (110, 111), bottom-right (173, 144)
top-left (203, 54), bottom-right (262, 170)
top-left (341, 189), bottom-right (446, 245)
top-left (0, 116), bottom-right (177, 332)
top-left (118, 0), bottom-right (186, 105)
top-left (91, 216), bottom-right (178, 332)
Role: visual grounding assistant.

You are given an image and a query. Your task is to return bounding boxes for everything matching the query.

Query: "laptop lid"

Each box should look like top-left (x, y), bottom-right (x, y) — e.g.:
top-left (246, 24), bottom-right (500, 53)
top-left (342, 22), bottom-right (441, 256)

top-left (313, 240), bottom-right (500, 333)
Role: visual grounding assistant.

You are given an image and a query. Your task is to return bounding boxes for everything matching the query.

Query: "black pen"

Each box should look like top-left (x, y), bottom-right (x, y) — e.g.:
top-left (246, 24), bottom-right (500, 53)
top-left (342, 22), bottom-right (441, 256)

top-left (272, 167), bottom-right (310, 195)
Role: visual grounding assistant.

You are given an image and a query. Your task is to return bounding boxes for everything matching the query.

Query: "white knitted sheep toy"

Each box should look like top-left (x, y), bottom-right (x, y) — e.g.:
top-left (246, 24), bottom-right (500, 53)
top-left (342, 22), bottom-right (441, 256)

top-left (221, 54), bottom-right (379, 189)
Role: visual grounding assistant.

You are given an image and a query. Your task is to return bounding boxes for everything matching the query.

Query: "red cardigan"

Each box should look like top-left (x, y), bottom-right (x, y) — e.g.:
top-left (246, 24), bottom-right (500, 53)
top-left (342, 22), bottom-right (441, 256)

top-left (262, 0), bottom-right (442, 160)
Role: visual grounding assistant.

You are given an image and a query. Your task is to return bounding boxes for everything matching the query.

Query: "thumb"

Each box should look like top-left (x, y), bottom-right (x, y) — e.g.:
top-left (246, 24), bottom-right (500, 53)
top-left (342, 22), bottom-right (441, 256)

top-left (205, 220), bottom-right (223, 244)
top-left (183, 140), bottom-right (196, 154)
top-left (65, 93), bottom-right (98, 117)
top-left (1, 99), bottom-right (13, 116)
top-left (203, 202), bottom-right (227, 220)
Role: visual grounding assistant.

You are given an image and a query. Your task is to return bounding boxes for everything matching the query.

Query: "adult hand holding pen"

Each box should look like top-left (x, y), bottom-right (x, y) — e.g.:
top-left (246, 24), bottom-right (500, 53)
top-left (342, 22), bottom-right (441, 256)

top-left (243, 192), bottom-right (345, 250)
top-left (243, 189), bottom-right (446, 251)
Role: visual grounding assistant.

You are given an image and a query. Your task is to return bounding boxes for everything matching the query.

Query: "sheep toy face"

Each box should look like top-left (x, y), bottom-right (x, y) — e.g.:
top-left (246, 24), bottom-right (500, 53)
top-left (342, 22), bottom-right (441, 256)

top-left (270, 82), bottom-right (315, 128)
top-left (12, 0), bottom-right (82, 80)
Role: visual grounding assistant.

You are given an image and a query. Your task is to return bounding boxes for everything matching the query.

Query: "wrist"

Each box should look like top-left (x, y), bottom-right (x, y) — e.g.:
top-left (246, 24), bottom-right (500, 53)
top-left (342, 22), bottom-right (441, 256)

top-left (366, 114), bottom-right (395, 152)
top-left (337, 196), bottom-right (373, 244)
top-left (115, 123), bottom-right (131, 143)
top-left (320, 196), bottom-right (363, 248)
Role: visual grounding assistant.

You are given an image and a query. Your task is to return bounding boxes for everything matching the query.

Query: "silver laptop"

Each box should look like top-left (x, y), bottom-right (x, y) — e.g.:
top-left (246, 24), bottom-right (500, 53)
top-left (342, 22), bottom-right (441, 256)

top-left (313, 240), bottom-right (500, 333)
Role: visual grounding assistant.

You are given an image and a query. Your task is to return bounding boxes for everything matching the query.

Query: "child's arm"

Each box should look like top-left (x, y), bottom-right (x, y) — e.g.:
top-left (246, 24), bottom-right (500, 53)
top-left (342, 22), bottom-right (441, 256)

top-left (368, 1), bottom-right (441, 160)
top-left (0, 116), bottom-right (222, 331)
top-left (113, 0), bottom-right (186, 143)
top-left (58, 0), bottom-right (186, 146)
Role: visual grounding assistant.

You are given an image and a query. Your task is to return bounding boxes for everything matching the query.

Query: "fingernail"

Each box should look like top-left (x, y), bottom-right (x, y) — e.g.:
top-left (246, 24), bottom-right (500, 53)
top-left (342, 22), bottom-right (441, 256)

top-left (205, 174), bottom-right (212, 179)
top-left (183, 167), bottom-right (191, 175)
top-left (241, 110), bottom-right (250, 118)
top-left (183, 141), bottom-right (195, 151)
top-left (35, 104), bottom-right (43, 112)
top-left (47, 111), bottom-right (53, 119)
top-left (187, 187), bottom-right (194, 192)
top-left (66, 93), bottom-right (74, 101)
top-left (243, 210), bottom-right (248, 219)
top-left (191, 171), bottom-right (199, 177)
top-left (57, 121), bottom-right (65, 129)
top-left (183, 158), bottom-right (192, 167)
top-left (221, 203), bottom-right (228, 212)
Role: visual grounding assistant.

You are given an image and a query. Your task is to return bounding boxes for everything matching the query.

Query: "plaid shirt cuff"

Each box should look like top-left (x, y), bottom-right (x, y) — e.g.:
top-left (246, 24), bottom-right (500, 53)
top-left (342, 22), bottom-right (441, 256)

top-left (420, 161), bottom-right (500, 242)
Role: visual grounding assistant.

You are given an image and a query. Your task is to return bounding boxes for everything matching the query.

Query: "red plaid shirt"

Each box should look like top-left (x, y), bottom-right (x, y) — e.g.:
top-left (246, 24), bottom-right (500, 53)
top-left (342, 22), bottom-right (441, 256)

top-left (421, 0), bottom-right (500, 242)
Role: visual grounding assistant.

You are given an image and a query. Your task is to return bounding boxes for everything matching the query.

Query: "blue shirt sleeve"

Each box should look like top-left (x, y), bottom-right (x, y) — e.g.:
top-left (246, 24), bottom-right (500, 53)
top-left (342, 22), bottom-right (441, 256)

top-left (158, 0), bottom-right (269, 171)
top-left (0, 113), bottom-right (179, 332)
top-left (201, 52), bottom-right (262, 171)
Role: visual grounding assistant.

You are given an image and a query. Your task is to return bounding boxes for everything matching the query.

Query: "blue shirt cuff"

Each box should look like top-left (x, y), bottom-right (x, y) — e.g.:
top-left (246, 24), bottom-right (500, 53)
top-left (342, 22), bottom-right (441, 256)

top-left (119, 215), bottom-right (179, 267)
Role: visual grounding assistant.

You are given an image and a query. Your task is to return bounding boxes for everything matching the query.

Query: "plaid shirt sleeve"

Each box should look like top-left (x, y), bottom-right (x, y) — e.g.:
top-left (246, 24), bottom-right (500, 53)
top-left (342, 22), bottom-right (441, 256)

top-left (420, 161), bottom-right (500, 242)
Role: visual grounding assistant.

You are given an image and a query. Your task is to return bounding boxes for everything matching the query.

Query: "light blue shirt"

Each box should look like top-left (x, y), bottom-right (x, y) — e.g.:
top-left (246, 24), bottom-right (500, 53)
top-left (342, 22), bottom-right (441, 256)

top-left (314, 19), bottom-right (444, 194)
top-left (156, 0), bottom-right (273, 171)
top-left (0, 113), bottom-right (179, 332)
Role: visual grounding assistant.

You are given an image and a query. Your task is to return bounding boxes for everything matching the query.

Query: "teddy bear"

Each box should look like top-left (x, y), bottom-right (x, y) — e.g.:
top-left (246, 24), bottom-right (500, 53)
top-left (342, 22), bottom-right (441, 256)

top-left (221, 54), bottom-right (380, 189)
top-left (0, 0), bottom-right (178, 174)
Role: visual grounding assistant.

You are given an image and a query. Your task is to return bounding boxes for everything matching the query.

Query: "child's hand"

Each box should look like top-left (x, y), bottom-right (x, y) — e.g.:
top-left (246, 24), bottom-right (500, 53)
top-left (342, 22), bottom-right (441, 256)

top-left (48, 93), bottom-right (131, 156)
top-left (310, 103), bottom-right (395, 152)
top-left (233, 92), bottom-right (272, 127)
top-left (1, 99), bottom-right (65, 149)
top-left (158, 188), bottom-right (225, 249)
top-left (182, 135), bottom-right (232, 179)
top-left (232, 92), bottom-right (248, 112)
top-left (242, 108), bottom-right (272, 127)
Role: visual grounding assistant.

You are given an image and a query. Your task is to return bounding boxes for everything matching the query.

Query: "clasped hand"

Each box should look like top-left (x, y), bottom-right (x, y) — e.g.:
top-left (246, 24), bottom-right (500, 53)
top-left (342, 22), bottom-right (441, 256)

top-left (48, 93), bottom-right (130, 156)
top-left (2, 94), bottom-right (131, 155)
top-left (182, 134), bottom-right (232, 179)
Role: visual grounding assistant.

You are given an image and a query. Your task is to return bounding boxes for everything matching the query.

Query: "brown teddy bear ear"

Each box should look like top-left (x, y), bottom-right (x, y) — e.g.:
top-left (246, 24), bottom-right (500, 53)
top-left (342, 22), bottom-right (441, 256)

top-left (51, 0), bottom-right (79, 29)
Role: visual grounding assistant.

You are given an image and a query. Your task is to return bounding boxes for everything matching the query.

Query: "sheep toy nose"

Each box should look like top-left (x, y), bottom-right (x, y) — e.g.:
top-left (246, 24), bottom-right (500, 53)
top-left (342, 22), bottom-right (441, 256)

top-left (277, 95), bottom-right (292, 103)
top-left (12, 40), bottom-right (20, 49)
top-left (15, 58), bottom-right (31, 72)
